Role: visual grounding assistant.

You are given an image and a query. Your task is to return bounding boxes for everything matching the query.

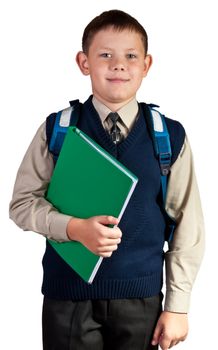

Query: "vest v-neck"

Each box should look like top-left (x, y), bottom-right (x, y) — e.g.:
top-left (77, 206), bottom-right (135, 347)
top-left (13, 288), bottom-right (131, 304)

top-left (83, 99), bottom-right (148, 158)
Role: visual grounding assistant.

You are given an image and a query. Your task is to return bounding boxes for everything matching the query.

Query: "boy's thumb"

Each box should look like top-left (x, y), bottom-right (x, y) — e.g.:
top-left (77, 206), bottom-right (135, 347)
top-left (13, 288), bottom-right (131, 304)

top-left (151, 322), bottom-right (162, 346)
top-left (98, 215), bottom-right (119, 226)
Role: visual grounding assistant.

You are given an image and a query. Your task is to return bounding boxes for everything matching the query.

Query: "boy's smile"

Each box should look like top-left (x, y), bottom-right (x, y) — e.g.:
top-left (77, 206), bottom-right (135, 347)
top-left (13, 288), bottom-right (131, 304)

top-left (76, 27), bottom-right (152, 111)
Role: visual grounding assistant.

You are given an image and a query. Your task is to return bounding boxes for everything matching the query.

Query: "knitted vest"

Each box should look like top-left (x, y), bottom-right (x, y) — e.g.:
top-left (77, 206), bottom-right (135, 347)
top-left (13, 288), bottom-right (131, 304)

top-left (42, 95), bottom-right (185, 300)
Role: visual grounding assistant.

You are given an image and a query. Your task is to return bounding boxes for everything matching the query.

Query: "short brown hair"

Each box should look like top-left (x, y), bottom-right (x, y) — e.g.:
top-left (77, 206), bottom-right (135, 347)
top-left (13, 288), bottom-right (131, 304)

top-left (82, 10), bottom-right (148, 55)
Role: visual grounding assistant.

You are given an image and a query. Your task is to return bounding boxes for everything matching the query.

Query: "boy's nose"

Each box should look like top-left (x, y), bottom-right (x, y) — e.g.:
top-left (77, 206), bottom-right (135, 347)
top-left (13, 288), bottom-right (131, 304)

top-left (113, 66), bottom-right (125, 71)
top-left (111, 59), bottom-right (126, 71)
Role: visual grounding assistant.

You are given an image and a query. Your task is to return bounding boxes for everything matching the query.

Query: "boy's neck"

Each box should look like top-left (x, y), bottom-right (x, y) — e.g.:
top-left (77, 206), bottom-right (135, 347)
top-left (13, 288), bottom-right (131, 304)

top-left (92, 95), bottom-right (139, 132)
top-left (93, 95), bottom-right (136, 112)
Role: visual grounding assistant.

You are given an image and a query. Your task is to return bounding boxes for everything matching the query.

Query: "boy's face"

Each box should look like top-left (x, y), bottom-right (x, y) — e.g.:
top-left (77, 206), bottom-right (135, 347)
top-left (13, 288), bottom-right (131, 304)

top-left (76, 27), bottom-right (152, 110)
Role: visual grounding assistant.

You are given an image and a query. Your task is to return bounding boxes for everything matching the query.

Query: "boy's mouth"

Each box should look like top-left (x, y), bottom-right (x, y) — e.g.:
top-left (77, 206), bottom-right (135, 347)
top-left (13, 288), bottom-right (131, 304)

top-left (107, 78), bottom-right (130, 83)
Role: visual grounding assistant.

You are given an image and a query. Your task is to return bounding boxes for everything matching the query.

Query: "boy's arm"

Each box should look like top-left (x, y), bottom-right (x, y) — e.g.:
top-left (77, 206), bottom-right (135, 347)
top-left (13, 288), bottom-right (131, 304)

top-left (9, 122), bottom-right (122, 255)
top-left (9, 122), bottom-right (72, 241)
top-left (152, 136), bottom-right (204, 349)
top-left (164, 136), bottom-right (205, 313)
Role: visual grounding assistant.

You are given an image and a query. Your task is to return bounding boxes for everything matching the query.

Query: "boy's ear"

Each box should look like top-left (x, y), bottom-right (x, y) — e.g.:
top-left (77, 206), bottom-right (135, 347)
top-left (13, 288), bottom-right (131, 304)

top-left (143, 54), bottom-right (153, 77)
top-left (76, 51), bottom-right (90, 76)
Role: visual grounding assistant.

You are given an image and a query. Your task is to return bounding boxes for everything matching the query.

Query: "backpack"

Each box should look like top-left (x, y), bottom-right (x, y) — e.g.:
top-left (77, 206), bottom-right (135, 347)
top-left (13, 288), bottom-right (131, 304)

top-left (46, 100), bottom-right (175, 242)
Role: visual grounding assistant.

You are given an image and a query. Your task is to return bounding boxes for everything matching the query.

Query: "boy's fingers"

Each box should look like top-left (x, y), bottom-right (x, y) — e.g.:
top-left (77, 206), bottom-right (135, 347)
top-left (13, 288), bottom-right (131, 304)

top-left (151, 322), bottom-right (162, 346)
top-left (107, 227), bottom-right (122, 239)
top-left (97, 215), bottom-right (119, 226)
top-left (104, 237), bottom-right (121, 246)
top-left (98, 244), bottom-right (119, 252)
top-left (98, 251), bottom-right (113, 258)
top-left (169, 340), bottom-right (179, 348)
top-left (159, 334), bottom-right (171, 350)
top-left (97, 243), bottom-right (120, 257)
top-left (95, 215), bottom-right (122, 239)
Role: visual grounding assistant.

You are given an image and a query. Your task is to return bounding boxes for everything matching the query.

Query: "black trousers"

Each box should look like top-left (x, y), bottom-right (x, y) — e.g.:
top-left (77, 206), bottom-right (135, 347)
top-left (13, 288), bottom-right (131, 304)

top-left (42, 295), bottom-right (162, 350)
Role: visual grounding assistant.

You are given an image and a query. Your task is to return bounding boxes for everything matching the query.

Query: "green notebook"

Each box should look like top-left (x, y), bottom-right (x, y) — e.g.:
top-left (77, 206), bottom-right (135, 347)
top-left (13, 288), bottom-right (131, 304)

top-left (46, 126), bottom-right (138, 283)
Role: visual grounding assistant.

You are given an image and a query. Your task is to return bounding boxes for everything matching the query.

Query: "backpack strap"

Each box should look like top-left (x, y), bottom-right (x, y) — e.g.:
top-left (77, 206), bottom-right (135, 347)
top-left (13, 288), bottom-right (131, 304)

top-left (147, 104), bottom-right (172, 203)
top-left (146, 104), bottom-right (175, 242)
top-left (48, 99), bottom-right (81, 160)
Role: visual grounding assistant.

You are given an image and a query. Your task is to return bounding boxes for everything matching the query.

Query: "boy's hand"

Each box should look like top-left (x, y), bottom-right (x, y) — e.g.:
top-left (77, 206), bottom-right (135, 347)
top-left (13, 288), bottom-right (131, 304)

top-left (151, 311), bottom-right (188, 349)
top-left (66, 215), bottom-right (122, 257)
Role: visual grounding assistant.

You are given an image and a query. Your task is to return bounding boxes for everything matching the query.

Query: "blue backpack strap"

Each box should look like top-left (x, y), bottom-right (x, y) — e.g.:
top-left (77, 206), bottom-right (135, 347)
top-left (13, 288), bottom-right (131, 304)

top-left (48, 99), bottom-right (81, 161)
top-left (148, 105), bottom-right (171, 202)
top-left (146, 104), bottom-right (175, 242)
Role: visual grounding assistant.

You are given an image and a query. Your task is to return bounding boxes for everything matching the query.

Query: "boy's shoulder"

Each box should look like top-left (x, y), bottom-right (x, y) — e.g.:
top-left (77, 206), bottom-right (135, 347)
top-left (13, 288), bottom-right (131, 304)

top-left (141, 102), bottom-right (186, 165)
top-left (164, 116), bottom-right (186, 164)
top-left (142, 102), bottom-right (185, 132)
top-left (45, 99), bottom-right (82, 150)
top-left (164, 115), bottom-right (185, 134)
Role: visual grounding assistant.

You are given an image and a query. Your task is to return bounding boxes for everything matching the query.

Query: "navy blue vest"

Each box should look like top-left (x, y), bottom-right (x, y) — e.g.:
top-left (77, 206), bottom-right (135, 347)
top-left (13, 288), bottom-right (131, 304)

top-left (42, 95), bottom-right (185, 300)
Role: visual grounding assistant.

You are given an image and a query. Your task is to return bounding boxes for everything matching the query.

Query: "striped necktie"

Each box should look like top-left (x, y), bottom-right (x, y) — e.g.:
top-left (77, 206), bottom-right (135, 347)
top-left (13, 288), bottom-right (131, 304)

top-left (107, 112), bottom-right (123, 144)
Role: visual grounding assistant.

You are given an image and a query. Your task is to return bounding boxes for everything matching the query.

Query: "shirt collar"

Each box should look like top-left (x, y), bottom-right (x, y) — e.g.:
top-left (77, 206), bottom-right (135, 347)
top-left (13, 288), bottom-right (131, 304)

top-left (92, 96), bottom-right (139, 130)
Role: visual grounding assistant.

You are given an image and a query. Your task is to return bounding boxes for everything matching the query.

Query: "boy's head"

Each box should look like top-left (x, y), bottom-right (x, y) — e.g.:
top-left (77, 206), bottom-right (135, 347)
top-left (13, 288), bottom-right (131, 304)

top-left (82, 9), bottom-right (148, 56)
top-left (76, 10), bottom-right (152, 110)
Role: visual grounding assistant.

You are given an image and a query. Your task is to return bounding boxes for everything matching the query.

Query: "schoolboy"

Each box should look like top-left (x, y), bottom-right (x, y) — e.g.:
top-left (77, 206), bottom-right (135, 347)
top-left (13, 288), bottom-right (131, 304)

top-left (9, 9), bottom-right (204, 350)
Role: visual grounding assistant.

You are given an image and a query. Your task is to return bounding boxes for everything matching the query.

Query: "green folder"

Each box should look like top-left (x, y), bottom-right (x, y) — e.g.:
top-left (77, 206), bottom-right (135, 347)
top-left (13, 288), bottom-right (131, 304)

top-left (46, 126), bottom-right (138, 283)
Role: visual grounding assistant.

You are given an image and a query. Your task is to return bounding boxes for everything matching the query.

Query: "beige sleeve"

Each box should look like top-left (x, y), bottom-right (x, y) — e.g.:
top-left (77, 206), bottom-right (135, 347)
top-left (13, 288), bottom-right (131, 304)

top-left (164, 136), bottom-right (205, 313)
top-left (9, 122), bottom-right (72, 241)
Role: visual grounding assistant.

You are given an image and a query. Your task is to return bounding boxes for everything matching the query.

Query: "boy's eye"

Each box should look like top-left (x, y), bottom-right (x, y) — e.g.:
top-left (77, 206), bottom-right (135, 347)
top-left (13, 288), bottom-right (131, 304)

top-left (100, 53), bottom-right (112, 58)
top-left (127, 53), bottom-right (137, 59)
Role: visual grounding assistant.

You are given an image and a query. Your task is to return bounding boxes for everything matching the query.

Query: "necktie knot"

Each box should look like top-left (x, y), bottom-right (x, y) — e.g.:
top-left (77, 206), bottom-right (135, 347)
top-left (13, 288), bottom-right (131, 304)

top-left (107, 112), bottom-right (123, 145)
top-left (108, 112), bottom-right (120, 125)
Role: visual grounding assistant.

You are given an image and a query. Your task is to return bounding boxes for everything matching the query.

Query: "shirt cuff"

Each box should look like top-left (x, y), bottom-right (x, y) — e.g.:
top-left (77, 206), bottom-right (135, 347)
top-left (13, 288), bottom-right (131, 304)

top-left (164, 290), bottom-right (191, 313)
top-left (48, 211), bottom-right (72, 242)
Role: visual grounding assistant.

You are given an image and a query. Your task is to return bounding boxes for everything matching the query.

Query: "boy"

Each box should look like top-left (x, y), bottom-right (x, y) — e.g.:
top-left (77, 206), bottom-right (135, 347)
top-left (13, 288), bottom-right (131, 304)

top-left (9, 9), bottom-right (204, 350)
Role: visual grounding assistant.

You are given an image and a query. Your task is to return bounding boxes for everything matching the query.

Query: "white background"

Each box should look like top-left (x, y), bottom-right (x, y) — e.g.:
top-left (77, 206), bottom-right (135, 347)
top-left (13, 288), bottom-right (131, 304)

top-left (1, 0), bottom-right (217, 349)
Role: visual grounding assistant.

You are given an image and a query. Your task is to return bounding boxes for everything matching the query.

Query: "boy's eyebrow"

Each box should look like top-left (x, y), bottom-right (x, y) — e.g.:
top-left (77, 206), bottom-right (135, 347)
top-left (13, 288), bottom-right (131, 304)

top-left (99, 47), bottom-right (113, 51)
top-left (99, 47), bottom-right (138, 51)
